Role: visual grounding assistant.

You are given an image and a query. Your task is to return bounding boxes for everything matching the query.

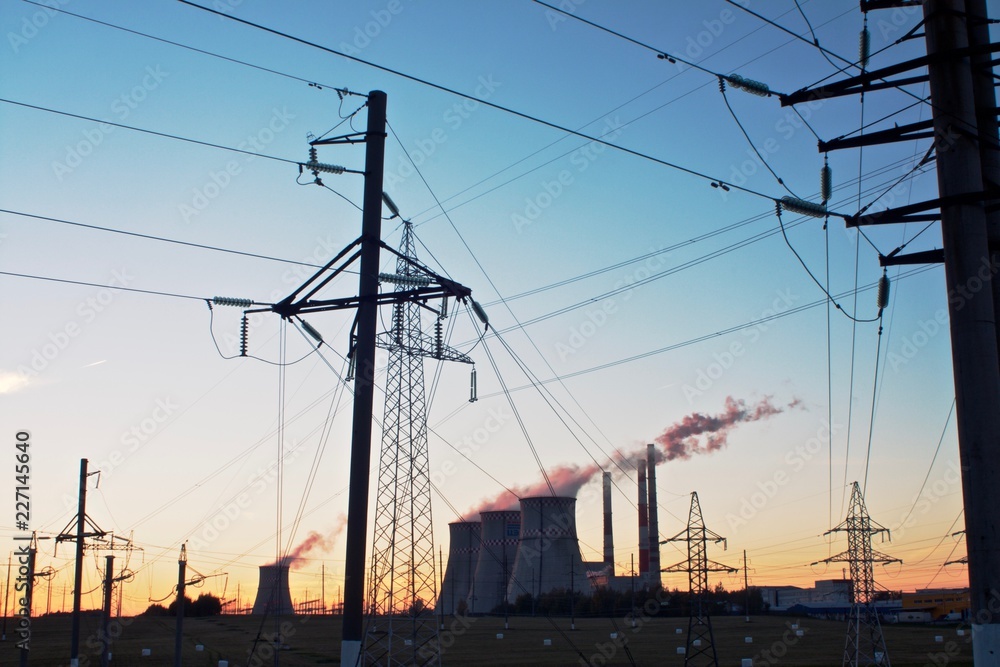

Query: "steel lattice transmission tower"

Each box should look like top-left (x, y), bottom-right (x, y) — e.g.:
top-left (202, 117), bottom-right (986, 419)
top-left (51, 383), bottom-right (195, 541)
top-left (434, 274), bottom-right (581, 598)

top-left (816, 482), bottom-right (900, 667)
top-left (662, 492), bottom-right (737, 667)
top-left (364, 220), bottom-right (474, 666)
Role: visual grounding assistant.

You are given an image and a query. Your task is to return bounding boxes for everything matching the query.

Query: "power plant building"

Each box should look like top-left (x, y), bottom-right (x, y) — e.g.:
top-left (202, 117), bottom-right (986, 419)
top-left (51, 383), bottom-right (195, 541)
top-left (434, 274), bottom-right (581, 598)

top-left (468, 510), bottom-right (520, 613)
top-left (438, 521), bottom-right (480, 614)
top-left (251, 564), bottom-right (294, 616)
top-left (506, 496), bottom-right (587, 603)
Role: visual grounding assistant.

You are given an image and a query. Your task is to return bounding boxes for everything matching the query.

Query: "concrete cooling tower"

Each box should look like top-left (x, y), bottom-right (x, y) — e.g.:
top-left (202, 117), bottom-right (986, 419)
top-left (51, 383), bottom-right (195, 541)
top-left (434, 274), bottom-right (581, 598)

top-left (506, 496), bottom-right (587, 603)
top-left (251, 565), bottom-right (294, 615)
top-left (468, 510), bottom-right (521, 613)
top-left (438, 521), bottom-right (480, 614)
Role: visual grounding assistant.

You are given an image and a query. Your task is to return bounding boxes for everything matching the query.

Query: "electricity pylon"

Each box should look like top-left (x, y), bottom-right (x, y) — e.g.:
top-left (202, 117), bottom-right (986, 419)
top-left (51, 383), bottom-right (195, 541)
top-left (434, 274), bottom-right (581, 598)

top-left (662, 492), bottom-right (737, 667)
top-left (816, 482), bottom-right (899, 667)
top-left (364, 220), bottom-right (473, 666)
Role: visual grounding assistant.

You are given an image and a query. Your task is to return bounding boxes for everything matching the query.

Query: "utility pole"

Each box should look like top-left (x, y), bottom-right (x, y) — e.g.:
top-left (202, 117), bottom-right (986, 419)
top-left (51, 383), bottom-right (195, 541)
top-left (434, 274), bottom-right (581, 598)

top-left (923, 3), bottom-right (1000, 661)
top-left (18, 544), bottom-right (34, 667)
top-left (174, 544), bottom-right (186, 667)
top-left (101, 555), bottom-right (113, 667)
top-left (3, 552), bottom-right (11, 641)
top-left (779, 2), bottom-right (1000, 660)
top-left (630, 554), bottom-right (636, 629)
top-left (228, 88), bottom-right (477, 665)
top-left (570, 557), bottom-right (575, 631)
top-left (56, 458), bottom-right (105, 667)
top-left (743, 550), bottom-right (750, 623)
top-left (71, 459), bottom-right (88, 666)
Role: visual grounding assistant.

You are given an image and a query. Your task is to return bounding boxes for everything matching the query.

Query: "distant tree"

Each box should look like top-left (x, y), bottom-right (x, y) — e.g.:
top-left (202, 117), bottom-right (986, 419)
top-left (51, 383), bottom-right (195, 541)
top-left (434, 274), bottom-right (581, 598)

top-left (142, 603), bottom-right (171, 616)
top-left (167, 593), bottom-right (223, 617)
top-left (191, 593), bottom-right (223, 616)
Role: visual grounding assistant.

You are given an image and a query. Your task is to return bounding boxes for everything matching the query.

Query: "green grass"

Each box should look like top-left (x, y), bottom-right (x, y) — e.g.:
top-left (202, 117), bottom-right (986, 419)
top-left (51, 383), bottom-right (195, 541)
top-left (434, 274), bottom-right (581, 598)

top-left (3, 613), bottom-right (973, 666)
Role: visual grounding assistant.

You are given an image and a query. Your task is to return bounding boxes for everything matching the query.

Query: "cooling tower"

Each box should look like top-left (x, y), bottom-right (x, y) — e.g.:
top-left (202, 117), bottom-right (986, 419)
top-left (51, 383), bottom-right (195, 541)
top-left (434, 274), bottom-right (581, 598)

top-left (638, 463), bottom-right (649, 578)
top-left (603, 472), bottom-right (614, 572)
top-left (647, 443), bottom-right (661, 587)
top-left (438, 521), bottom-right (480, 614)
top-left (468, 511), bottom-right (520, 613)
top-left (251, 565), bottom-right (294, 615)
top-left (506, 496), bottom-right (587, 603)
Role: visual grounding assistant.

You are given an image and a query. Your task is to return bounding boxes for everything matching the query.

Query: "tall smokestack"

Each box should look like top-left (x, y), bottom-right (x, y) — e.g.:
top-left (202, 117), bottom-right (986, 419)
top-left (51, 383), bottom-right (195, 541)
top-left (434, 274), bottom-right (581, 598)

top-left (603, 472), bottom-right (614, 572)
top-left (251, 565), bottom-right (294, 615)
top-left (638, 462), bottom-right (649, 579)
top-left (647, 443), bottom-right (661, 588)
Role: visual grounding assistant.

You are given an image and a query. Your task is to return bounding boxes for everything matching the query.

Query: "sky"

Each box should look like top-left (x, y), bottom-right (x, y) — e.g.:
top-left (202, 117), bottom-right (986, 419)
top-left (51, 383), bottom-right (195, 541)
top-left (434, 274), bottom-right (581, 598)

top-left (0, 0), bottom-right (986, 617)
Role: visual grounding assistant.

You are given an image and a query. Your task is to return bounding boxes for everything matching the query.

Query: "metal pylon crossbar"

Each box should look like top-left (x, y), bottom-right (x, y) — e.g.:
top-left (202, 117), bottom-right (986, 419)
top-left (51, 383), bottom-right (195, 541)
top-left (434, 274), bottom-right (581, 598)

top-left (816, 482), bottom-right (900, 667)
top-left (662, 492), bottom-right (737, 667)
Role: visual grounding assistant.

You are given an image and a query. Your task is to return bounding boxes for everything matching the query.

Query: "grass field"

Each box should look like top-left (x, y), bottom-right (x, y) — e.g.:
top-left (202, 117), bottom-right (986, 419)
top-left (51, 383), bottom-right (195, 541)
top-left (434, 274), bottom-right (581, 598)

top-left (3, 613), bottom-right (973, 666)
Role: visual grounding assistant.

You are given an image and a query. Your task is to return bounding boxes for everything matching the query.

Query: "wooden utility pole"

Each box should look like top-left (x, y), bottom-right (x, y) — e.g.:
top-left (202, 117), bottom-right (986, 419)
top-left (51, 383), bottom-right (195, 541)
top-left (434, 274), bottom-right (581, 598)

top-left (101, 556), bottom-right (113, 667)
top-left (174, 545), bottom-right (186, 667)
top-left (340, 89), bottom-right (387, 667)
top-left (924, 2), bottom-right (1000, 661)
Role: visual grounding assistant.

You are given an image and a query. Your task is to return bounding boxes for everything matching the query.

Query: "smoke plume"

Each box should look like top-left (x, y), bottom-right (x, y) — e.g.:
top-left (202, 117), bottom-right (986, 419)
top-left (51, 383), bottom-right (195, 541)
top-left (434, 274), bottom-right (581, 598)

top-left (269, 512), bottom-right (348, 568)
top-left (463, 396), bottom-right (789, 519)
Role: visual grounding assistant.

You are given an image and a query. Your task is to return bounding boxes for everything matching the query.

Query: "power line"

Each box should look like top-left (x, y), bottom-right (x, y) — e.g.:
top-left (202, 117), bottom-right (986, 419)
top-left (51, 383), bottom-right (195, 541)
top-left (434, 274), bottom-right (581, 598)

top-left (0, 98), bottom-right (313, 168)
top-left (175, 0), bottom-right (851, 215)
top-left (475, 264), bottom-right (937, 399)
top-left (19, 0), bottom-right (352, 95)
top-left (0, 208), bottom-right (351, 272)
top-left (0, 269), bottom-right (208, 302)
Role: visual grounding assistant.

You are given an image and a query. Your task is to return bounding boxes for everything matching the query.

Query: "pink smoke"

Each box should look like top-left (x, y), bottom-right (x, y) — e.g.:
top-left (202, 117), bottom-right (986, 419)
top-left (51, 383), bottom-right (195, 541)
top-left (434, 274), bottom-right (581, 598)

top-left (463, 396), bottom-right (791, 519)
top-left (269, 512), bottom-right (348, 569)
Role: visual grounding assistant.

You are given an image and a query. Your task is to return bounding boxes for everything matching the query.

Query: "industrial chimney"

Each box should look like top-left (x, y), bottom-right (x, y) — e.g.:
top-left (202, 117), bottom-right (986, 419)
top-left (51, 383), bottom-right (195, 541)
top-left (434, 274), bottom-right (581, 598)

top-left (603, 472), bottom-right (614, 573)
top-left (506, 496), bottom-right (587, 604)
top-left (647, 443), bottom-right (661, 588)
top-left (638, 463), bottom-right (649, 580)
top-left (251, 565), bottom-right (294, 615)
top-left (468, 511), bottom-right (520, 614)
top-left (438, 521), bottom-right (480, 615)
